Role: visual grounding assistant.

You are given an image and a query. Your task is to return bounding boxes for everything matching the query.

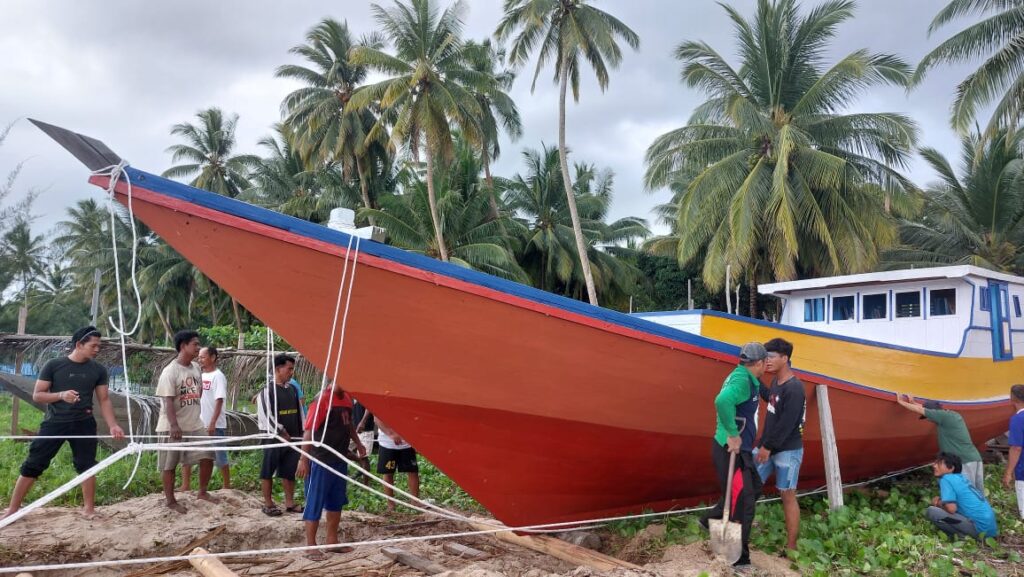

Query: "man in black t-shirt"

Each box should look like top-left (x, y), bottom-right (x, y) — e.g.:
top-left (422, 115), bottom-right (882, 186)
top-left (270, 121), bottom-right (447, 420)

top-left (256, 354), bottom-right (305, 516)
top-left (1, 326), bottom-right (125, 521)
top-left (755, 337), bottom-right (806, 551)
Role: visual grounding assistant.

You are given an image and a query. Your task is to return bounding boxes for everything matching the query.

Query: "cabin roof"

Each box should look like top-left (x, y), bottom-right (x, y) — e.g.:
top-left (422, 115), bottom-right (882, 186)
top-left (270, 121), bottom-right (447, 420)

top-left (758, 265), bottom-right (1024, 296)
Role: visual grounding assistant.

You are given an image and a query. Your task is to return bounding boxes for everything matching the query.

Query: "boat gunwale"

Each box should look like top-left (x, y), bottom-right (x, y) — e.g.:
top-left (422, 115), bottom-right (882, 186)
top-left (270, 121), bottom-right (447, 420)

top-left (92, 170), bottom-right (1011, 409)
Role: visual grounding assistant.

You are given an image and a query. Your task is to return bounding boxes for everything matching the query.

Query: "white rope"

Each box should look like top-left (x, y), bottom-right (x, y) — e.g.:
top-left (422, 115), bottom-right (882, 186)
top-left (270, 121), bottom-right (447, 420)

top-left (309, 234), bottom-right (355, 443)
top-left (319, 236), bottom-right (361, 446)
top-left (0, 446), bottom-right (134, 531)
top-left (0, 424), bottom-right (933, 575)
top-left (93, 161), bottom-right (142, 448)
top-left (0, 462), bottom-right (932, 574)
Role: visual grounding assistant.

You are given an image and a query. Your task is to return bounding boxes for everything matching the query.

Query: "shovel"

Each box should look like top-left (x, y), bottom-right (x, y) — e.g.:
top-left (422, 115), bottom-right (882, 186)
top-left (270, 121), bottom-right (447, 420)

top-left (709, 421), bottom-right (746, 564)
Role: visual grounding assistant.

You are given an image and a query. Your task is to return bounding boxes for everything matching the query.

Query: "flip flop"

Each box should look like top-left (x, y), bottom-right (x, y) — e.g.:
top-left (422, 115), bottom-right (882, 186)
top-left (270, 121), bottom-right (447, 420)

top-left (285, 504), bottom-right (304, 513)
top-left (262, 505), bottom-right (283, 517)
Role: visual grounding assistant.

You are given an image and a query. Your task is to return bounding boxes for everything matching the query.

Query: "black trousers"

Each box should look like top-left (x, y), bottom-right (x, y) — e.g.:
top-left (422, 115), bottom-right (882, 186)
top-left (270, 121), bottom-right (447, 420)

top-left (704, 439), bottom-right (762, 561)
top-left (20, 418), bottom-right (98, 478)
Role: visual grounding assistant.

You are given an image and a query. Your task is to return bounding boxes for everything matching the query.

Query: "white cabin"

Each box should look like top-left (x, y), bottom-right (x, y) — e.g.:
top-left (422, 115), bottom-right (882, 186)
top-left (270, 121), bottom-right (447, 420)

top-left (635, 265), bottom-right (1024, 360)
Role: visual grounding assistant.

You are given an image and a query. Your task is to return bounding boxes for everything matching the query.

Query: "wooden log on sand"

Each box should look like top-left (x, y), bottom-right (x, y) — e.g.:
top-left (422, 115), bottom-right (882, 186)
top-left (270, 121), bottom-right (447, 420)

top-left (189, 548), bottom-right (238, 577)
top-left (468, 521), bottom-right (639, 572)
top-left (381, 547), bottom-right (448, 574)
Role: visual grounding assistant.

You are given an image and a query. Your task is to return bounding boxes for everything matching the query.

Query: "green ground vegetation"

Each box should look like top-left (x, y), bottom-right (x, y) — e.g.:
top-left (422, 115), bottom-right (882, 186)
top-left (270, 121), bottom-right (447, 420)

top-left (2, 397), bottom-right (1022, 575)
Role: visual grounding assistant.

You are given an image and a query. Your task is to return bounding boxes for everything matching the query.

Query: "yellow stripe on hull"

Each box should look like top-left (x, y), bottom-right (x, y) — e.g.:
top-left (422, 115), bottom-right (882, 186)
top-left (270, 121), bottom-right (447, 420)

top-left (700, 315), bottom-right (1017, 401)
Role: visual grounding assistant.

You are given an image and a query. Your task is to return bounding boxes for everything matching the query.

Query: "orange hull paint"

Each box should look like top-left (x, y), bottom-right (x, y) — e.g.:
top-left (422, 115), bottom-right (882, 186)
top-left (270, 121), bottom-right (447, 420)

top-left (97, 174), bottom-right (1011, 528)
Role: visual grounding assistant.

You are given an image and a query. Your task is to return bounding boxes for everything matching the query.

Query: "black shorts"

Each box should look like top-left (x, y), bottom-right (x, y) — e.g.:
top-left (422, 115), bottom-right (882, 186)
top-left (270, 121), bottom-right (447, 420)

top-left (377, 447), bottom-right (418, 474)
top-left (21, 418), bottom-right (98, 478)
top-left (260, 444), bottom-right (300, 481)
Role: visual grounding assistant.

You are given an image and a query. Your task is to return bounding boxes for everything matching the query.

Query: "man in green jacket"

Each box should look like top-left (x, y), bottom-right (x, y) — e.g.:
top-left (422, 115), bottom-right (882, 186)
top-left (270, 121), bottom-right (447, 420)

top-left (700, 342), bottom-right (768, 568)
top-left (896, 394), bottom-right (984, 494)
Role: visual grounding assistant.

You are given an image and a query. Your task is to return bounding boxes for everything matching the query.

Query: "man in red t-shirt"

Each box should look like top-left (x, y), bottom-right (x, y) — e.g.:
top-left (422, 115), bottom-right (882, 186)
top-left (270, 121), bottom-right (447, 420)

top-left (295, 380), bottom-right (365, 560)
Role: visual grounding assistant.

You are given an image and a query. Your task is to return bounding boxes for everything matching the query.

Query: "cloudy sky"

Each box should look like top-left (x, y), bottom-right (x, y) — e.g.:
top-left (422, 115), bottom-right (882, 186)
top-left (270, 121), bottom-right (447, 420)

top-left (0, 0), bottom-right (980, 236)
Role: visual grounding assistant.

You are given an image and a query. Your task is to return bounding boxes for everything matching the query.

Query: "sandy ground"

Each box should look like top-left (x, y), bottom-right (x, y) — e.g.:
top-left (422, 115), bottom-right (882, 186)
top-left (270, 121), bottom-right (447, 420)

top-left (0, 491), bottom-right (799, 577)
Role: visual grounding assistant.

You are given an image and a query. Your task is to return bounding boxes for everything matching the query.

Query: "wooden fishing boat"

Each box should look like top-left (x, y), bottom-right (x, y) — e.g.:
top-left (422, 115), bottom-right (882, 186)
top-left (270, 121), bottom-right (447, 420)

top-left (34, 121), bottom-right (1015, 528)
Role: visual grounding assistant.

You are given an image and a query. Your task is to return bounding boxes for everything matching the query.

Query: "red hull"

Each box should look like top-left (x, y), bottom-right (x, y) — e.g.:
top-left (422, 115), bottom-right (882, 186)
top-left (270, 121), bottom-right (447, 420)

top-left (91, 171), bottom-right (1011, 528)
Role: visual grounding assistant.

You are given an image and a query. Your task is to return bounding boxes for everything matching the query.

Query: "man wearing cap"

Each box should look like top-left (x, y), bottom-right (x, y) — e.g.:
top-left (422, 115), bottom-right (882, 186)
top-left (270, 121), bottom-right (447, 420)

top-left (0, 326), bottom-right (125, 521)
top-left (700, 342), bottom-right (768, 568)
top-left (896, 393), bottom-right (984, 493)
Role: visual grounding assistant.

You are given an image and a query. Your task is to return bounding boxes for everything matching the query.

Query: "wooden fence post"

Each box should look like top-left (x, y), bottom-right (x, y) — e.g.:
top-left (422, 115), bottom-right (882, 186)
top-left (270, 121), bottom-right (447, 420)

top-left (11, 305), bottom-right (27, 435)
top-left (816, 384), bottom-right (844, 510)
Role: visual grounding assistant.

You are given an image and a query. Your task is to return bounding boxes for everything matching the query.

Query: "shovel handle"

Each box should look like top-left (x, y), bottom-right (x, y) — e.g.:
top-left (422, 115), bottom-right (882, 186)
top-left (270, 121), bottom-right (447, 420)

top-left (721, 417), bottom-right (745, 524)
top-left (722, 450), bottom-right (737, 524)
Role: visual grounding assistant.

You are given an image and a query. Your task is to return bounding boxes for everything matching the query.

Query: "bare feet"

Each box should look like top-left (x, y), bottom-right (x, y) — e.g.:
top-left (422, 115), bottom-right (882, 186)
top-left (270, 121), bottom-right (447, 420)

top-left (81, 509), bottom-right (102, 520)
top-left (176, 486), bottom-right (191, 493)
top-left (165, 500), bottom-right (187, 513)
top-left (196, 492), bottom-right (220, 504)
top-left (328, 545), bottom-right (354, 554)
top-left (305, 549), bottom-right (327, 561)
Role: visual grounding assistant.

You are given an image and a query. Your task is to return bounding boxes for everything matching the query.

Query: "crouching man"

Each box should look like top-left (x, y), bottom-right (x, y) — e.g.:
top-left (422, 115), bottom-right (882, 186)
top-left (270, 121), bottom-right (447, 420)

top-left (926, 452), bottom-right (998, 540)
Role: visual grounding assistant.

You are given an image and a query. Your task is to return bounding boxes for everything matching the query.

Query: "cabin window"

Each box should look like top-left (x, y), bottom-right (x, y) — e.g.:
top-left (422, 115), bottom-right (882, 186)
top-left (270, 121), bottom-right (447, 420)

top-left (803, 297), bottom-right (825, 322)
top-left (980, 286), bottom-right (990, 311)
top-left (862, 293), bottom-right (887, 320)
top-left (930, 288), bottom-right (957, 316)
top-left (832, 295), bottom-right (855, 321)
top-left (895, 291), bottom-right (921, 318)
top-left (1014, 295), bottom-right (1021, 318)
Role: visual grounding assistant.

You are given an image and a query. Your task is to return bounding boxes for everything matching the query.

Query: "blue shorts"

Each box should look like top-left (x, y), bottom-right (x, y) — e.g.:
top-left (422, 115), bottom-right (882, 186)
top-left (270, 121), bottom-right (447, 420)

top-left (754, 447), bottom-right (803, 491)
top-left (213, 428), bottom-right (229, 468)
top-left (303, 460), bottom-right (349, 522)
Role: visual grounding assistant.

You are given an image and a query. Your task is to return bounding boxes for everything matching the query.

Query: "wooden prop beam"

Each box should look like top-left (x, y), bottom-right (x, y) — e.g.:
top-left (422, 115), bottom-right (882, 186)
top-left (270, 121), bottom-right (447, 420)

top-left (189, 548), bottom-right (238, 577)
top-left (468, 521), bottom-right (639, 572)
top-left (816, 384), bottom-right (844, 510)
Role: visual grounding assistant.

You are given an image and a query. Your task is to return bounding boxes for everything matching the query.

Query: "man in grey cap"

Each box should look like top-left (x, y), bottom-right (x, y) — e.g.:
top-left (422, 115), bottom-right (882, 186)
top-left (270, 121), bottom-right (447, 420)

top-left (896, 393), bottom-right (985, 493)
top-left (699, 342), bottom-right (767, 568)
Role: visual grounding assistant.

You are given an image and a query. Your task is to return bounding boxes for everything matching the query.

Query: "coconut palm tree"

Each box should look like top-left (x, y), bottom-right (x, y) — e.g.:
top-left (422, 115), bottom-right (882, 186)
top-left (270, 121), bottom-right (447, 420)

top-left (643, 0), bottom-right (919, 316)
top-left (360, 173), bottom-right (529, 282)
top-left (887, 129), bottom-right (1024, 272)
top-left (27, 261), bottom-right (90, 334)
top-left (244, 124), bottom-right (362, 224)
top-left (0, 218), bottom-right (46, 330)
top-left (496, 0), bottom-right (639, 306)
top-left (349, 0), bottom-right (489, 263)
top-left (915, 0), bottom-right (1024, 134)
top-left (501, 145), bottom-right (649, 298)
top-left (277, 19), bottom-right (388, 217)
top-left (163, 108), bottom-right (260, 198)
top-left (461, 39), bottom-right (522, 216)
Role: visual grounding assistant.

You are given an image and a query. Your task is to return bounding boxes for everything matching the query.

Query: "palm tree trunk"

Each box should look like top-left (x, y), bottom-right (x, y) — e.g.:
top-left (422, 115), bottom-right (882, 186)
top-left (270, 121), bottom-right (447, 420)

top-left (231, 297), bottom-right (245, 349)
top-left (424, 145), bottom-right (449, 262)
top-left (747, 270), bottom-right (758, 319)
top-left (558, 59), bottom-right (598, 306)
top-left (483, 152), bottom-right (500, 221)
top-left (356, 156), bottom-right (376, 227)
top-left (153, 302), bottom-right (173, 344)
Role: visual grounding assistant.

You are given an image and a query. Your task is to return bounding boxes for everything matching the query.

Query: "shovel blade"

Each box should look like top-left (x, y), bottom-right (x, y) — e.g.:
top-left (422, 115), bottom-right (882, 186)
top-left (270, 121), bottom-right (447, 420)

top-left (708, 518), bottom-right (743, 565)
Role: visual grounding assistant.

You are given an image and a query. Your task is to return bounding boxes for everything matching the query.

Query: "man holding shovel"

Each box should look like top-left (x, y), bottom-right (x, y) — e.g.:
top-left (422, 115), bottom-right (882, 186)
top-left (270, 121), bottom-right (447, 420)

top-left (700, 342), bottom-right (767, 567)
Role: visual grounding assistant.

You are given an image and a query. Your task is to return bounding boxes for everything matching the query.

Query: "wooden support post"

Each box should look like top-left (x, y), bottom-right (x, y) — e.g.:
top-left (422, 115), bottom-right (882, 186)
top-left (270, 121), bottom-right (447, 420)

top-left (11, 305), bottom-right (27, 435)
top-left (816, 384), bottom-right (844, 510)
top-left (381, 547), bottom-right (448, 574)
top-left (469, 521), bottom-right (639, 572)
top-left (189, 548), bottom-right (239, 577)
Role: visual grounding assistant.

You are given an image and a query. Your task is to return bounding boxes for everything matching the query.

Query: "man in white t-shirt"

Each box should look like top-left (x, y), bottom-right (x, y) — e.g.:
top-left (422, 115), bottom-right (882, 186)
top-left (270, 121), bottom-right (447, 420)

top-left (375, 419), bottom-right (419, 513)
top-left (180, 346), bottom-right (231, 491)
